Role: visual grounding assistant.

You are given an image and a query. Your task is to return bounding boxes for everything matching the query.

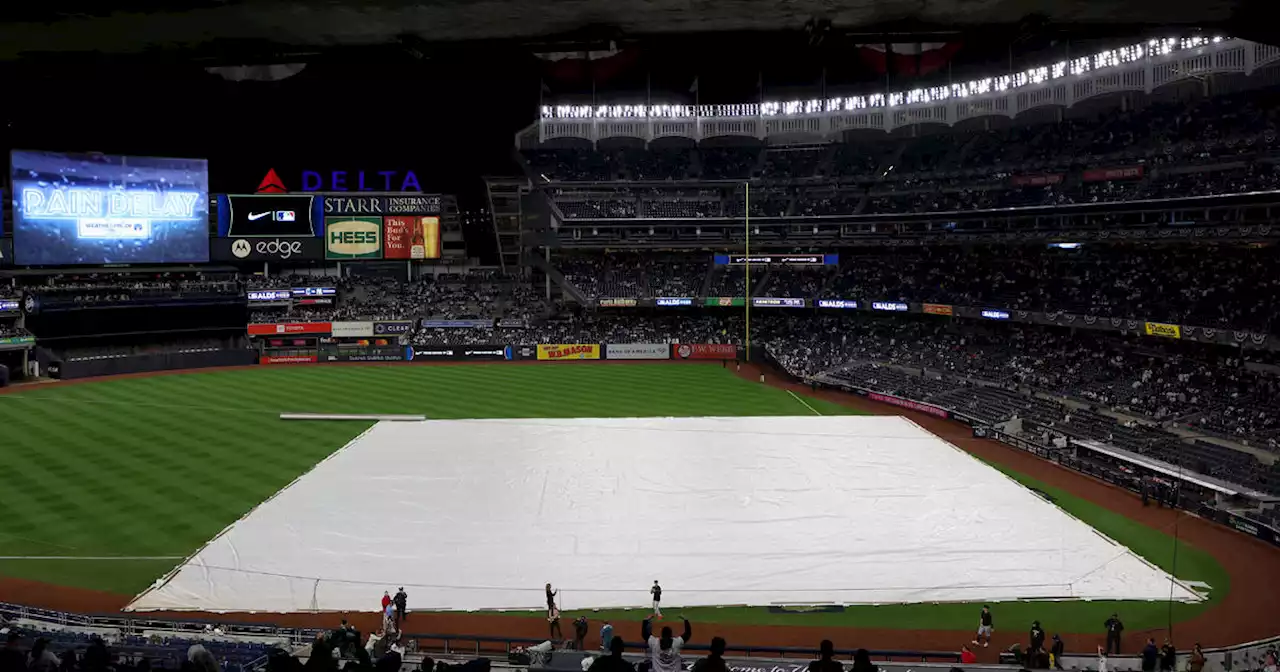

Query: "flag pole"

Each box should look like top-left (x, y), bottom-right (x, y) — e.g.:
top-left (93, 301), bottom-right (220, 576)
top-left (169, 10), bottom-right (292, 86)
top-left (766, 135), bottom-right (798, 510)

top-left (744, 181), bottom-right (751, 362)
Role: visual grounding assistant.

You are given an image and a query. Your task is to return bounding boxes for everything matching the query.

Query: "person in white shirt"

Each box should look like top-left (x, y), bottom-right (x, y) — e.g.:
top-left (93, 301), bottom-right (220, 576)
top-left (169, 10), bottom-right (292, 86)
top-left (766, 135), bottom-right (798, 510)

top-left (642, 616), bottom-right (691, 672)
top-left (1098, 645), bottom-right (1109, 672)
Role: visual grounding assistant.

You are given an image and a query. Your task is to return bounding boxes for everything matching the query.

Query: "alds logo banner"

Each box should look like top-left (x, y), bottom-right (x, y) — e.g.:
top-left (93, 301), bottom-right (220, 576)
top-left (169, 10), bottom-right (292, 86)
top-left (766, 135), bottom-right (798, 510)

top-left (537, 344), bottom-right (600, 360)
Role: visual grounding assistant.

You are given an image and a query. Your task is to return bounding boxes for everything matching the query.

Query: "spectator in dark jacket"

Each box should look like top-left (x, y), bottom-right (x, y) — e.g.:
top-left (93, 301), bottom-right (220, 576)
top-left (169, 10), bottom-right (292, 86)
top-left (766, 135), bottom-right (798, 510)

top-left (574, 617), bottom-right (590, 651)
top-left (851, 649), bottom-right (878, 672)
top-left (1051, 635), bottom-right (1065, 670)
top-left (692, 637), bottom-right (728, 672)
top-left (809, 640), bottom-right (844, 672)
top-left (1104, 614), bottom-right (1124, 654)
top-left (1141, 639), bottom-right (1159, 672)
top-left (589, 637), bottom-right (635, 672)
top-left (394, 589), bottom-right (408, 625)
top-left (28, 639), bottom-right (60, 672)
top-left (0, 632), bottom-right (25, 672)
top-left (1030, 621), bottom-right (1046, 652)
top-left (1160, 640), bottom-right (1177, 672)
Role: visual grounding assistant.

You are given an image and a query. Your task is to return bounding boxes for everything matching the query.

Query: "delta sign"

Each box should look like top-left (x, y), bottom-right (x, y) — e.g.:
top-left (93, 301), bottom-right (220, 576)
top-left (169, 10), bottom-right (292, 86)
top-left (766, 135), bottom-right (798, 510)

top-left (257, 168), bottom-right (422, 193)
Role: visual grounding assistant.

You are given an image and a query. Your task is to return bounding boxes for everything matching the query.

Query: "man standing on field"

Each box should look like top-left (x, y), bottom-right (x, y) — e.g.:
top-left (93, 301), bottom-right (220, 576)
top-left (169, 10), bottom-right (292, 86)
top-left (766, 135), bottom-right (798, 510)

top-left (1104, 614), bottom-right (1124, 655)
top-left (972, 605), bottom-right (994, 648)
top-left (650, 580), bottom-right (663, 617)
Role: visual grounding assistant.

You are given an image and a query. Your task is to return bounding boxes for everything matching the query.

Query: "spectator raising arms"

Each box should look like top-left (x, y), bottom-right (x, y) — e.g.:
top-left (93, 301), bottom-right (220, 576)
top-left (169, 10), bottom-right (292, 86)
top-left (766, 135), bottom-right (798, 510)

top-left (642, 616), bottom-right (691, 672)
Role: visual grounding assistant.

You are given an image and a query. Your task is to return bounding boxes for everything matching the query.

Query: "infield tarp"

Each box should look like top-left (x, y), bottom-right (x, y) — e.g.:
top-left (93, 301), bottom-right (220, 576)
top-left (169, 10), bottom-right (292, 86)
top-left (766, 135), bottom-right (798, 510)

top-left (128, 416), bottom-right (1200, 612)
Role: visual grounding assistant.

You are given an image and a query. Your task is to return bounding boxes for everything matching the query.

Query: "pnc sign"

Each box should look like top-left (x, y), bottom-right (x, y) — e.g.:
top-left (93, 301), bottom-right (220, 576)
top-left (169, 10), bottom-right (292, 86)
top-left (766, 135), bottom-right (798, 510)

top-left (257, 168), bottom-right (423, 193)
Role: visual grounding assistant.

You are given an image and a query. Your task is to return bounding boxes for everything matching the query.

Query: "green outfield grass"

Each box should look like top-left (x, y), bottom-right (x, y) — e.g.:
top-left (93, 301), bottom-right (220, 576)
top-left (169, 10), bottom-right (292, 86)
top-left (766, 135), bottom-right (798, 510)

top-left (0, 364), bottom-right (1226, 634)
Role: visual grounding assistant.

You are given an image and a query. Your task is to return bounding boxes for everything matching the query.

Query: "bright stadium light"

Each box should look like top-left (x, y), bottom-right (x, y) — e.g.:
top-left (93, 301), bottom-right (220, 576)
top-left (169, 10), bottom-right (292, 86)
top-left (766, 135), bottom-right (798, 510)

top-left (541, 35), bottom-right (1238, 119)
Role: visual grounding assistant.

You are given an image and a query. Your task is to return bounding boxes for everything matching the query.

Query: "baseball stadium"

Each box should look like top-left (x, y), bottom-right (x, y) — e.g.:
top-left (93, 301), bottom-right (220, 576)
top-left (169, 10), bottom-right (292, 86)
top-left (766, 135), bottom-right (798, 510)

top-left (3, 8), bottom-right (1280, 672)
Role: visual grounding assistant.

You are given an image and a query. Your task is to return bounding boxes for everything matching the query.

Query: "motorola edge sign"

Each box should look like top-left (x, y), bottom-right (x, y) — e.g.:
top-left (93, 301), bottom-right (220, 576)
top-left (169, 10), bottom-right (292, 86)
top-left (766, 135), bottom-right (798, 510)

top-left (212, 237), bottom-right (323, 261)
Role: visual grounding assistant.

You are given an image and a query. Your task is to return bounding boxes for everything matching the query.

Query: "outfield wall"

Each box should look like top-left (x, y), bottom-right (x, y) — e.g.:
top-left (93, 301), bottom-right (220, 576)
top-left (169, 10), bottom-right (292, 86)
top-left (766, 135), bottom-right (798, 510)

top-left (42, 348), bottom-right (258, 380)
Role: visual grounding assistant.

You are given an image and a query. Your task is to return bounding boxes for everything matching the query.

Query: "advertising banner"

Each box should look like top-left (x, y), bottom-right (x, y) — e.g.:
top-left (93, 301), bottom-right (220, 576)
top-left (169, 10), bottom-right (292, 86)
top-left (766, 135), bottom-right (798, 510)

top-left (655, 297), bottom-right (693, 307)
top-left (460, 346), bottom-right (513, 360)
top-left (1224, 512), bottom-right (1280, 547)
top-left (331, 322), bottom-right (375, 338)
top-left (373, 321), bottom-right (415, 336)
top-left (323, 349), bottom-right (409, 363)
top-left (704, 297), bottom-right (745, 307)
top-left (407, 345), bottom-right (513, 361)
top-left (673, 343), bottom-right (738, 360)
top-left (1083, 166), bottom-right (1144, 182)
top-left (325, 216), bottom-right (383, 260)
top-left (260, 355), bottom-right (318, 364)
top-left (868, 391), bottom-right (950, 418)
top-left (923, 303), bottom-right (953, 316)
top-left (752, 297), bottom-right (806, 308)
top-left (1010, 173), bottom-right (1064, 187)
top-left (0, 299), bottom-right (20, 313)
top-left (324, 195), bottom-right (442, 216)
top-left (0, 335), bottom-right (36, 347)
top-left (218, 194), bottom-right (323, 238)
top-left (247, 290), bottom-right (292, 302)
top-left (600, 298), bottom-right (639, 307)
top-left (872, 301), bottom-right (909, 312)
top-left (421, 319), bottom-right (493, 329)
top-left (1144, 322), bottom-right (1182, 339)
top-left (383, 216), bottom-right (441, 260)
top-left (496, 318), bottom-right (527, 329)
top-left (248, 322), bottom-right (332, 336)
top-left (816, 299), bottom-right (858, 309)
top-left (981, 309), bottom-right (1011, 320)
top-left (606, 343), bottom-right (670, 360)
top-left (717, 254), bottom-right (838, 266)
top-left (537, 344), bottom-right (601, 360)
top-left (213, 237), bottom-right (324, 262)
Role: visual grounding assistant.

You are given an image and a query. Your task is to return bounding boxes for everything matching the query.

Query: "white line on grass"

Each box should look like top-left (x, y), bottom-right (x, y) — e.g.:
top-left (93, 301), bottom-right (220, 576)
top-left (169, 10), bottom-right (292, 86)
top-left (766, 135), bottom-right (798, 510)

top-left (0, 556), bottom-right (184, 561)
top-left (787, 390), bottom-right (823, 416)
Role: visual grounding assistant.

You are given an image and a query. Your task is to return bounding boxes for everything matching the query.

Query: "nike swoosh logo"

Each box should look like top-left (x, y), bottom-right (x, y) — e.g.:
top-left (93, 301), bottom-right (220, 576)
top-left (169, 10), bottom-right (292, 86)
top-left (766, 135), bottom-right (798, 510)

top-left (248, 212), bottom-right (271, 221)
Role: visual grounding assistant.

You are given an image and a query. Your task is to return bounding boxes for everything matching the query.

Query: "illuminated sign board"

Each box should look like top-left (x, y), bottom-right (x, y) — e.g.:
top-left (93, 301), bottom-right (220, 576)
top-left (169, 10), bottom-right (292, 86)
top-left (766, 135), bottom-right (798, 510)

top-left (656, 297), bottom-right (693, 307)
top-left (324, 195), bottom-right (442, 215)
top-left (0, 299), bottom-right (20, 313)
top-left (301, 170), bottom-right (421, 192)
top-left (981, 309), bottom-right (1011, 320)
top-left (817, 299), bottom-right (859, 309)
top-left (872, 301), bottom-right (909, 312)
top-left (248, 290), bottom-right (292, 302)
top-left (752, 297), bottom-right (805, 307)
top-left (291, 287), bottom-right (337, 297)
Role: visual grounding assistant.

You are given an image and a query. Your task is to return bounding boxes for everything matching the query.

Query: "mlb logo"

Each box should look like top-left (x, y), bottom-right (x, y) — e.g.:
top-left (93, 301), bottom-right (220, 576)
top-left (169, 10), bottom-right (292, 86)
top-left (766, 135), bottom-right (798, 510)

top-left (275, 325), bottom-right (286, 333)
top-left (275, 210), bottom-right (296, 222)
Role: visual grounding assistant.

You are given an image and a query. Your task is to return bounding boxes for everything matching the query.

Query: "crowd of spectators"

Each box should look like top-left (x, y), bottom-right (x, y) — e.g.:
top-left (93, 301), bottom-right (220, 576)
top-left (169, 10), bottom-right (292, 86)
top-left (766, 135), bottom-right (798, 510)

top-left (0, 324), bottom-right (31, 339)
top-left (527, 90), bottom-right (1280, 184)
top-left (555, 244), bottom-right (1280, 334)
top-left (527, 89), bottom-right (1280, 225)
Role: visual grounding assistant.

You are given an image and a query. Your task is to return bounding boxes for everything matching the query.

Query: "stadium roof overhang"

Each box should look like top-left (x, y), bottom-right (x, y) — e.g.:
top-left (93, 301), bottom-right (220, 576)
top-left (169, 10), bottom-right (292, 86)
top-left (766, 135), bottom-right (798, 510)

top-left (0, 0), bottom-right (1266, 65)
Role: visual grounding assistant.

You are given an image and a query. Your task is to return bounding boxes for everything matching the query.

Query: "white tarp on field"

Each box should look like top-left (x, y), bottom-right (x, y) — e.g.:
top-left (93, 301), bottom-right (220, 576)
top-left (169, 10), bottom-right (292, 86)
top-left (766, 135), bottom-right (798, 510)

top-left (128, 416), bottom-right (1199, 612)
